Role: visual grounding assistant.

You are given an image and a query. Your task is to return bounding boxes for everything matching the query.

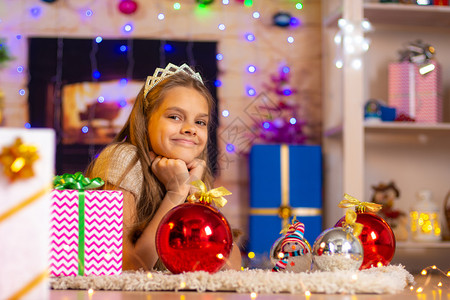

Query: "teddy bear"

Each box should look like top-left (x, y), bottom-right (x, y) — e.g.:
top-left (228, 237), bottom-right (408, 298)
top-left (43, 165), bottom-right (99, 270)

top-left (371, 181), bottom-right (408, 241)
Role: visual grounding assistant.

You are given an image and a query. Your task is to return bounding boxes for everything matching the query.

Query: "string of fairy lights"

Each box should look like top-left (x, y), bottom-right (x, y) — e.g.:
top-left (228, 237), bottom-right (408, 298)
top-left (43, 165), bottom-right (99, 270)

top-left (3, 0), bottom-right (305, 139)
top-left (3, 0), bottom-right (367, 154)
top-left (333, 17), bottom-right (373, 70)
top-left (410, 265), bottom-right (450, 294)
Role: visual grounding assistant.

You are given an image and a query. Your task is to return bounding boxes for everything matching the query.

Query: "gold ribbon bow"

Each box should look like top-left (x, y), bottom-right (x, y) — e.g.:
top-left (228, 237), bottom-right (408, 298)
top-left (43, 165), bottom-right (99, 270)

top-left (187, 180), bottom-right (231, 208)
top-left (342, 209), bottom-right (364, 237)
top-left (0, 137), bottom-right (39, 182)
top-left (338, 193), bottom-right (382, 213)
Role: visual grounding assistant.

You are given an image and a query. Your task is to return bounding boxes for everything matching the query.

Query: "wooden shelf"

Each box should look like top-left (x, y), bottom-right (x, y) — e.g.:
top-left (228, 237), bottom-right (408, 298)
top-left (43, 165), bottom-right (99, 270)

top-left (365, 3), bottom-right (450, 27)
top-left (324, 122), bottom-right (450, 137)
top-left (397, 241), bottom-right (450, 249)
top-left (324, 3), bottom-right (450, 28)
top-left (365, 122), bottom-right (450, 133)
top-left (323, 124), bottom-right (344, 137)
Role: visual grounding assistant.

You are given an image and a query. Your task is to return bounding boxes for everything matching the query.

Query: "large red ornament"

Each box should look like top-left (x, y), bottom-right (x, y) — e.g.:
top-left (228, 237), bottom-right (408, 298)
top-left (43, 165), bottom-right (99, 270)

top-left (156, 203), bottom-right (233, 274)
top-left (335, 211), bottom-right (396, 269)
top-left (118, 0), bottom-right (138, 15)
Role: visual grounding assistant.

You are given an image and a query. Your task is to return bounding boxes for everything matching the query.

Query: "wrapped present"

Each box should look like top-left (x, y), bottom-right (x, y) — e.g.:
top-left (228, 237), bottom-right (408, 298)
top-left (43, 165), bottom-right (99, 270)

top-left (248, 144), bottom-right (322, 259)
top-left (0, 128), bottom-right (55, 300)
top-left (388, 61), bottom-right (443, 123)
top-left (50, 173), bottom-right (123, 276)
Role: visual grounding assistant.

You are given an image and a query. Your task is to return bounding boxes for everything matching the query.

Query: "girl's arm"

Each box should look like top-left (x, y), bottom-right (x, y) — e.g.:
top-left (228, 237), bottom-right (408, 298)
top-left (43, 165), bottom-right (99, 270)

top-left (119, 185), bottom-right (189, 271)
top-left (132, 188), bottom-right (188, 270)
top-left (122, 154), bottom-right (242, 271)
top-left (120, 186), bottom-right (242, 271)
top-left (124, 189), bottom-right (244, 271)
top-left (129, 193), bottom-right (242, 271)
top-left (120, 188), bottom-right (141, 270)
top-left (222, 243), bottom-right (242, 271)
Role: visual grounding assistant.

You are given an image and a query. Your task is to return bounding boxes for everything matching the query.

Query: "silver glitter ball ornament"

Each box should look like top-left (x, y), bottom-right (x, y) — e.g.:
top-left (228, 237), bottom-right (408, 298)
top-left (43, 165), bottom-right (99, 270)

top-left (312, 227), bottom-right (364, 272)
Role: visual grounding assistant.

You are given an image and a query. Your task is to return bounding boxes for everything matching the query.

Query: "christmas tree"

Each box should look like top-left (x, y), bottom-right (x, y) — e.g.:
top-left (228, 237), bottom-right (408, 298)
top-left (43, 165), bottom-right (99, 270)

top-left (251, 64), bottom-right (307, 144)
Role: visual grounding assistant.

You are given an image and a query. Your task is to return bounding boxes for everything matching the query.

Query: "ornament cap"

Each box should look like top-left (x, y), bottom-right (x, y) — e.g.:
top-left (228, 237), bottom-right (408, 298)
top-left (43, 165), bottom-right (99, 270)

top-left (342, 209), bottom-right (363, 237)
top-left (355, 205), bottom-right (366, 213)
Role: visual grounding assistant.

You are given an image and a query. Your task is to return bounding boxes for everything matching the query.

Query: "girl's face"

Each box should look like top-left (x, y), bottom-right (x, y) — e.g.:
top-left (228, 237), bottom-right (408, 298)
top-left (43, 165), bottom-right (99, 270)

top-left (147, 86), bottom-right (209, 164)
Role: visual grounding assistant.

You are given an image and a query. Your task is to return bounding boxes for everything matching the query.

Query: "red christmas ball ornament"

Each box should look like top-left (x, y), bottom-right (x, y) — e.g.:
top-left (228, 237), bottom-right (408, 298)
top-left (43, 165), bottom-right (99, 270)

top-left (335, 195), bottom-right (396, 270)
top-left (118, 0), bottom-right (138, 15)
top-left (156, 203), bottom-right (233, 274)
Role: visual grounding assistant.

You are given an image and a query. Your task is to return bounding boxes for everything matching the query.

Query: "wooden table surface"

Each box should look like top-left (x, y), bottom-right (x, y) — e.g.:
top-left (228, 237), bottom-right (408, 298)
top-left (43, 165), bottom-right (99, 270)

top-left (49, 274), bottom-right (450, 300)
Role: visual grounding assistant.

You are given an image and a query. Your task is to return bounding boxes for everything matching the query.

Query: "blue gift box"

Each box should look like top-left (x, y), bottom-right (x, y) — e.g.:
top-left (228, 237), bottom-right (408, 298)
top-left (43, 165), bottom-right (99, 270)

top-left (248, 144), bottom-right (322, 262)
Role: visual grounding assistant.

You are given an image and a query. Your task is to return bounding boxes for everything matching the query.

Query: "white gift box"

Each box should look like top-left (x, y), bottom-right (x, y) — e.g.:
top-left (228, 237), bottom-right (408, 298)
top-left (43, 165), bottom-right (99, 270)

top-left (0, 128), bottom-right (55, 300)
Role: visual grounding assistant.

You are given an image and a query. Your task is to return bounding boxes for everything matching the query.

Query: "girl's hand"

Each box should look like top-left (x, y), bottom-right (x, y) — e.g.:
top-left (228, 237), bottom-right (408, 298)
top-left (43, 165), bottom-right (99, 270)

top-left (150, 151), bottom-right (190, 196)
top-left (186, 158), bottom-right (207, 197)
top-left (186, 158), bottom-right (206, 182)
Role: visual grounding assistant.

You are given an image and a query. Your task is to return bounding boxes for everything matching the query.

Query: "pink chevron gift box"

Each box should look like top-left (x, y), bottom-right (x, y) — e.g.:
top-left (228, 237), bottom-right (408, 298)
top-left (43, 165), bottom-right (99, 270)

top-left (388, 61), bottom-right (443, 123)
top-left (50, 189), bottom-right (123, 276)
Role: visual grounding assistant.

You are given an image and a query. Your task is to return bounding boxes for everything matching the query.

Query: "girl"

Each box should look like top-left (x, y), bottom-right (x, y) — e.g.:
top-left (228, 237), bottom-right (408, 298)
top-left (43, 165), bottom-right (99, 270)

top-left (86, 63), bottom-right (241, 271)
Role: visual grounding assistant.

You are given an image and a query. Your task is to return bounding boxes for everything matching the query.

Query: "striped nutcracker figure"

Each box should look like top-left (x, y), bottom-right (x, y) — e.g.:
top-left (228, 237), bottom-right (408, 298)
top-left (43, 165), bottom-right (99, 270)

top-left (272, 220), bottom-right (312, 273)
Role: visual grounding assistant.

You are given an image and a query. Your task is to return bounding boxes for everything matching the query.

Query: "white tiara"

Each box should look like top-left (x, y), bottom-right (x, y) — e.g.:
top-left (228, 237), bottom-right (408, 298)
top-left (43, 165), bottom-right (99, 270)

top-left (143, 63), bottom-right (204, 98)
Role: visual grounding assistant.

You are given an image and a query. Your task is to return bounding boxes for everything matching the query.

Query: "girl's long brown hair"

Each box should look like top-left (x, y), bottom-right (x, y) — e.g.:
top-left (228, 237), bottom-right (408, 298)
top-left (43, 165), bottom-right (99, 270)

top-left (86, 71), bottom-right (215, 243)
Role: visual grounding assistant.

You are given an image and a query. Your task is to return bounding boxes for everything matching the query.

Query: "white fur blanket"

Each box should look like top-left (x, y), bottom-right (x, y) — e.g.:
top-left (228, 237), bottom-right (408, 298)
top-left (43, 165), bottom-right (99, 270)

top-left (50, 265), bottom-right (414, 294)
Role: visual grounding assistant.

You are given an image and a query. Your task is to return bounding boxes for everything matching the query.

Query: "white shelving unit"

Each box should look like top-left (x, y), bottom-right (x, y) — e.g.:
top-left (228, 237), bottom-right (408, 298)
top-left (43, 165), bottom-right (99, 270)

top-left (322, 0), bottom-right (450, 271)
top-left (324, 2), bottom-right (450, 27)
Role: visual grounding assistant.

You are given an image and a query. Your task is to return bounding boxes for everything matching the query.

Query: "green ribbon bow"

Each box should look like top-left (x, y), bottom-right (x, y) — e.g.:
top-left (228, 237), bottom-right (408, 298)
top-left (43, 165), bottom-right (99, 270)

top-left (53, 172), bottom-right (104, 190)
top-left (53, 172), bottom-right (104, 276)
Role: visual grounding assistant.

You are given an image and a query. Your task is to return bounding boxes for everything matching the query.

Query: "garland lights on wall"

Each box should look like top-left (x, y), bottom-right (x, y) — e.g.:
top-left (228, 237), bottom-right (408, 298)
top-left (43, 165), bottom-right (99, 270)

top-left (333, 17), bottom-right (372, 70)
top-left (5, 0), bottom-right (305, 137)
